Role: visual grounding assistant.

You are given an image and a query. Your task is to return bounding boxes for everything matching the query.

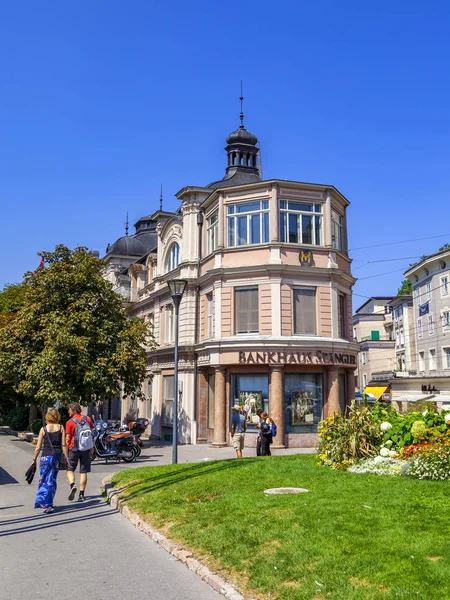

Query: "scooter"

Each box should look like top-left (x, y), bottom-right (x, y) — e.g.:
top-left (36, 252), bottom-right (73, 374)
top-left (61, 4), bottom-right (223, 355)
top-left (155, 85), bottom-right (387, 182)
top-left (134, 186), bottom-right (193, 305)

top-left (92, 419), bottom-right (137, 462)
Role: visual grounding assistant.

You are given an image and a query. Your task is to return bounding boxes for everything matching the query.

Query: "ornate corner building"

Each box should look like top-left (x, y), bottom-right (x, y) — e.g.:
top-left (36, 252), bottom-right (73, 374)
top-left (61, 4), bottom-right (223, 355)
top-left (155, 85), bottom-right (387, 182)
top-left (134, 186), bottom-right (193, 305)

top-left (102, 114), bottom-right (358, 448)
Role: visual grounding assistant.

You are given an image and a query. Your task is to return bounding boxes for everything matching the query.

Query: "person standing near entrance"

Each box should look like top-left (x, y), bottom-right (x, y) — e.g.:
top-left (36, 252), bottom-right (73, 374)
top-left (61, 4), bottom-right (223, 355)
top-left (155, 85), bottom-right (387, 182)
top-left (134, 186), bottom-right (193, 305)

top-left (231, 405), bottom-right (246, 458)
top-left (65, 403), bottom-right (94, 502)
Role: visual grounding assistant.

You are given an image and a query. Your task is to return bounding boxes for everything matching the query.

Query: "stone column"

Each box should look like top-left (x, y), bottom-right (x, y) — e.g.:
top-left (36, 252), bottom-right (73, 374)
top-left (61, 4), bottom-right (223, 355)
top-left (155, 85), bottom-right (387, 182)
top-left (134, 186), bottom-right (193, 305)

top-left (212, 367), bottom-right (227, 447)
top-left (270, 367), bottom-right (285, 449)
top-left (346, 369), bottom-right (356, 406)
top-left (326, 367), bottom-right (340, 417)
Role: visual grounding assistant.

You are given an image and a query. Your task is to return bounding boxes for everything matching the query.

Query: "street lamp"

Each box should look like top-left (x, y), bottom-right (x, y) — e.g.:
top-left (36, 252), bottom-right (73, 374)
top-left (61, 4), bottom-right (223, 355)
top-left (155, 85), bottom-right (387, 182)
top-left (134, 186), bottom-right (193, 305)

top-left (167, 279), bottom-right (188, 464)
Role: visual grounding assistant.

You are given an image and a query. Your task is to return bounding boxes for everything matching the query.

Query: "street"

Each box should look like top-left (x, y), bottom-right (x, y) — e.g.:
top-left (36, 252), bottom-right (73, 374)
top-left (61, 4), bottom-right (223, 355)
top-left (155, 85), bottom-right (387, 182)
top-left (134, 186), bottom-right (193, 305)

top-left (0, 434), bottom-right (223, 600)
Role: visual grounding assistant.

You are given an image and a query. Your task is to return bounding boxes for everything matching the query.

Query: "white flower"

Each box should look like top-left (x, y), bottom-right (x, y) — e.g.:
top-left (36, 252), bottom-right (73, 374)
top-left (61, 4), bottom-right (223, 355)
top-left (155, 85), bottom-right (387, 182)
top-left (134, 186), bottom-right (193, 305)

top-left (389, 450), bottom-right (397, 458)
top-left (422, 410), bottom-right (428, 417)
top-left (380, 422), bottom-right (392, 432)
top-left (380, 447), bottom-right (390, 457)
top-left (444, 414), bottom-right (450, 424)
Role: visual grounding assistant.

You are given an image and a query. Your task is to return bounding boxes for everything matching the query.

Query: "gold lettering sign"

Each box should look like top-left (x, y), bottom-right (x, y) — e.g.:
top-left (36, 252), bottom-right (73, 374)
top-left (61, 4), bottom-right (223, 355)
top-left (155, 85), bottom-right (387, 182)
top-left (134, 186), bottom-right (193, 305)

top-left (239, 351), bottom-right (356, 366)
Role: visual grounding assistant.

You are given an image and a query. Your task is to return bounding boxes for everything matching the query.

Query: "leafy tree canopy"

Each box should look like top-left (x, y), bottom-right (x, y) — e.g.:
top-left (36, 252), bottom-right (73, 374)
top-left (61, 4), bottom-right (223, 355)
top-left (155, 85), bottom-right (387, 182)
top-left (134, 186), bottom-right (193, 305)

top-left (397, 279), bottom-right (412, 295)
top-left (0, 245), bottom-right (154, 406)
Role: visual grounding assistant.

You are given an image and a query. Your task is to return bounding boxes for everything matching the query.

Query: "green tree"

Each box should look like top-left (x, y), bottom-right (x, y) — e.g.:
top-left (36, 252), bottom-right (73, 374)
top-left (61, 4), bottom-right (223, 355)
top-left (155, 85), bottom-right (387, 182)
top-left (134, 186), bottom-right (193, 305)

top-left (397, 279), bottom-right (412, 295)
top-left (439, 243), bottom-right (450, 252)
top-left (0, 245), bottom-right (154, 406)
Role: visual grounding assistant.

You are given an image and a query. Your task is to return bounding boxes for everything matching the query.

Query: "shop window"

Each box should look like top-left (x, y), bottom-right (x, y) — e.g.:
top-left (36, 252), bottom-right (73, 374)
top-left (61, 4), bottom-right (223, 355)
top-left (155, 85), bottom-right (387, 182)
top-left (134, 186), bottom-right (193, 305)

top-left (235, 287), bottom-right (259, 334)
top-left (208, 373), bottom-right (215, 429)
top-left (230, 374), bottom-right (269, 427)
top-left (285, 373), bottom-right (323, 432)
top-left (293, 288), bottom-right (317, 335)
top-left (280, 200), bottom-right (322, 245)
top-left (227, 200), bottom-right (269, 247)
top-left (162, 375), bottom-right (174, 426)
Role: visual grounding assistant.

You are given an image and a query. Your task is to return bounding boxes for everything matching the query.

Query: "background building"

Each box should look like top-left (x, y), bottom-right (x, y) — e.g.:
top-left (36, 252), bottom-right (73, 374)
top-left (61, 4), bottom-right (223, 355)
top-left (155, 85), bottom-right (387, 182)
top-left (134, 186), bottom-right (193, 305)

top-left (102, 111), bottom-right (359, 447)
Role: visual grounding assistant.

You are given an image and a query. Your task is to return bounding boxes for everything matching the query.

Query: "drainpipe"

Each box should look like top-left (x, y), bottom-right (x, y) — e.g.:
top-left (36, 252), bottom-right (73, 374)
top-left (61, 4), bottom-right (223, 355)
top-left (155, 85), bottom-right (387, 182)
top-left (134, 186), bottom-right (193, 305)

top-left (193, 211), bottom-right (204, 430)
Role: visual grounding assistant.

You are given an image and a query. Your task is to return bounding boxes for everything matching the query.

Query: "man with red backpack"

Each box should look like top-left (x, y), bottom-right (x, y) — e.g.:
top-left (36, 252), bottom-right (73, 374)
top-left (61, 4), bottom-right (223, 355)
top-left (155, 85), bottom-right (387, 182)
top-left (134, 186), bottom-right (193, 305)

top-left (65, 403), bottom-right (94, 502)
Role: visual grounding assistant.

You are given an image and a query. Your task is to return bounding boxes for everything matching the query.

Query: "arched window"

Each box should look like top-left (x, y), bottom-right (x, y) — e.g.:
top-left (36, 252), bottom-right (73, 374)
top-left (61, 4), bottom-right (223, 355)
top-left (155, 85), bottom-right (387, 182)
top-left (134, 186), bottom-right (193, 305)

top-left (166, 243), bottom-right (181, 272)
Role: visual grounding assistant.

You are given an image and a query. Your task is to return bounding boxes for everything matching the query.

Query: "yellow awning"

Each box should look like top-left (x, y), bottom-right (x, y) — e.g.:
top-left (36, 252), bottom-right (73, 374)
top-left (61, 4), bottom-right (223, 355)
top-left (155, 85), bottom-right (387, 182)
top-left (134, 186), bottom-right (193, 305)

top-left (363, 386), bottom-right (389, 400)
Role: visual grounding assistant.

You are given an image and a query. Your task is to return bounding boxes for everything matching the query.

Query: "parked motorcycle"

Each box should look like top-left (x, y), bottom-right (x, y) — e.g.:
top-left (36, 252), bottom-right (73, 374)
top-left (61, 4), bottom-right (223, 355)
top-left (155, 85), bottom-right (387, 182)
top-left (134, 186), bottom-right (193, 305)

top-left (92, 419), bottom-right (138, 462)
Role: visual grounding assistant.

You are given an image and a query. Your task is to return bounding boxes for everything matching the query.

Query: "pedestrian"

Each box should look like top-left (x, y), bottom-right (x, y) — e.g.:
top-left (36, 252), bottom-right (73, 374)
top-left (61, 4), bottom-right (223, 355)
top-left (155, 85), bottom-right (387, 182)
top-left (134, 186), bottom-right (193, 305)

top-left (256, 408), bottom-right (264, 456)
top-left (231, 405), bottom-right (246, 458)
top-left (259, 411), bottom-right (274, 456)
top-left (65, 402), bottom-right (94, 502)
top-left (31, 408), bottom-right (69, 513)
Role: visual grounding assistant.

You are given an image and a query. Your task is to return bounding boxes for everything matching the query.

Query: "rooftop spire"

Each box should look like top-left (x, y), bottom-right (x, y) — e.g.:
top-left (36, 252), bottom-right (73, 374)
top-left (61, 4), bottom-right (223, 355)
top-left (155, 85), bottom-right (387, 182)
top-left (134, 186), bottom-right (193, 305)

top-left (239, 80), bottom-right (244, 129)
top-left (125, 211), bottom-right (129, 236)
top-left (159, 184), bottom-right (163, 212)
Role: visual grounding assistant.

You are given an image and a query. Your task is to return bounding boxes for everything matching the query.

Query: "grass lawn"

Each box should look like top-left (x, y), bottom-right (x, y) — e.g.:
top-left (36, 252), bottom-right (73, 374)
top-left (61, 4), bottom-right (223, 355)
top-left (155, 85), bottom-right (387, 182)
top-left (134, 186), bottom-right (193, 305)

top-left (112, 455), bottom-right (450, 600)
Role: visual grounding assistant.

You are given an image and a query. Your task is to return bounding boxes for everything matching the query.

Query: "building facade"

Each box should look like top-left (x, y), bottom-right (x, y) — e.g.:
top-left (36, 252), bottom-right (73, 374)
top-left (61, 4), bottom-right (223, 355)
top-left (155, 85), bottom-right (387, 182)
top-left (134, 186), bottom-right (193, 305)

top-left (103, 115), bottom-right (358, 447)
top-left (352, 297), bottom-right (395, 392)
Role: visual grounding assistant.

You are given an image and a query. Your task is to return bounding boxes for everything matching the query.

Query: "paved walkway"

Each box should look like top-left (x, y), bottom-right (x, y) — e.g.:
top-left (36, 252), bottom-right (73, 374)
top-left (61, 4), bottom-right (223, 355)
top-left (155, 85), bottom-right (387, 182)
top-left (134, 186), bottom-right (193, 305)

top-left (0, 435), bottom-right (315, 600)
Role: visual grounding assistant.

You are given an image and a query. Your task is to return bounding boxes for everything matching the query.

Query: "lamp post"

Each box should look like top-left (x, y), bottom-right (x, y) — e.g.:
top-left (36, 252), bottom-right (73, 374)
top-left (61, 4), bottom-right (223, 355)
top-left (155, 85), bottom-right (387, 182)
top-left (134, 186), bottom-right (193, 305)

top-left (167, 279), bottom-right (188, 464)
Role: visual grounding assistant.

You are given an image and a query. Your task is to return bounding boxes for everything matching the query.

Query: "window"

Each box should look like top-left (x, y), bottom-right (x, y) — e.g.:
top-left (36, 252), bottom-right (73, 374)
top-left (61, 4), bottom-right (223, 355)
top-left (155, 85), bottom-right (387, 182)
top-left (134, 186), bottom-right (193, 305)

top-left (361, 352), bottom-right (367, 365)
top-left (338, 293), bottom-right (347, 338)
top-left (280, 200), bottom-right (322, 245)
top-left (418, 351), bottom-right (425, 372)
top-left (400, 328), bottom-right (404, 346)
top-left (164, 305), bottom-right (174, 344)
top-left (443, 311), bottom-right (450, 332)
top-left (417, 318), bottom-right (423, 338)
top-left (293, 288), bottom-right (316, 335)
top-left (207, 293), bottom-right (214, 337)
top-left (444, 348), bottom-right (450, 369)
top-left (235, 287), bottom-right (259, 334)
top-left (353, 326), bottom-right (357, 341)
top-left (429, 348), bottom-right (436, 371)
top-left (428, 314), bottom-right (434, 335)
top-left (362, 373), bottom-right (367, 388)
top-left (227, 200), bottom-right (269, 247)
top-left (414, 287), bottom-right (420, 303)
top-left (426, 281), bottom-right (432, 300)
top-left (442, 276), bottom-right (449, 297)
top-left (207, 212), bottom-right (218, 254)
top-left (395, 329), bottom-right (400, 346)
top-left (285, 373), bottom-right (323, 432)
top-left (331, 209), bottom-right (343, 251)
top-left (371, 330), bottom-right (380, 341)
top-left (208, 373), bottom-right (215, 429)
top-left (231, 373), bottom-right (269, 426)
top-left (162, 375), bottom-right (174, 425)
top-left (166, 243), bottom-right (181, 272)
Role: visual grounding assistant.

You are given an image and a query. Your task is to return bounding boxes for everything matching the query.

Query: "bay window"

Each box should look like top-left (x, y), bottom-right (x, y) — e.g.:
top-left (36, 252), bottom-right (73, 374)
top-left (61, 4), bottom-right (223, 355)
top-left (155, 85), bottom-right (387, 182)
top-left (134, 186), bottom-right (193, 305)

top-left (280, 201), bottom-right (322, 245)
top-left (227, 200), bottom-right (269, 247)
top-left (331, 209), bottom-right (344, 251)
top-left (207, 212), bottom-right (218, 254)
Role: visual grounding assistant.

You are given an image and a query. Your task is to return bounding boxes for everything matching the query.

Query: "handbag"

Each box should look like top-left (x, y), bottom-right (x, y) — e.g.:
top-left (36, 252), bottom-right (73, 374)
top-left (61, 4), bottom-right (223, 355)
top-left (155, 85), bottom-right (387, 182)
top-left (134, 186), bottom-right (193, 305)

top-left (25, 462), bottom-right (36, 484)
top-left (44, 426), bottom-right (68, 470)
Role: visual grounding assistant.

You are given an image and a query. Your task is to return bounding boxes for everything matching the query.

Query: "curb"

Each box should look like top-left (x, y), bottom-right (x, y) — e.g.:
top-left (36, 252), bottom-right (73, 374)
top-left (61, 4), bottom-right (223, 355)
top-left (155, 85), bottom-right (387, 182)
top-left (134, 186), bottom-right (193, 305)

top-left (0, 426), bottom-right (37, 442)
top-left (101, 474), bottom-right (248, 600)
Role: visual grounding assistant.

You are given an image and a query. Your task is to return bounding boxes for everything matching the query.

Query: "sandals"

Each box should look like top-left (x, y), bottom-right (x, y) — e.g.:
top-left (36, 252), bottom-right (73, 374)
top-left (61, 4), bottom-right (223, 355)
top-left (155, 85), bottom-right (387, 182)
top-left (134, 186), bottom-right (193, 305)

top-left (43, 507), bottom-right (54, 514)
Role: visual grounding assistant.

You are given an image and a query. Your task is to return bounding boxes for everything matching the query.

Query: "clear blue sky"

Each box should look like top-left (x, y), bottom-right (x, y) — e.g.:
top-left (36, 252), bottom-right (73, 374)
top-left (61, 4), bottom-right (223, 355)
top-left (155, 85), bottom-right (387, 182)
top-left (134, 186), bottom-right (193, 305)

top-left (2, 1), bottom-right (450, 307)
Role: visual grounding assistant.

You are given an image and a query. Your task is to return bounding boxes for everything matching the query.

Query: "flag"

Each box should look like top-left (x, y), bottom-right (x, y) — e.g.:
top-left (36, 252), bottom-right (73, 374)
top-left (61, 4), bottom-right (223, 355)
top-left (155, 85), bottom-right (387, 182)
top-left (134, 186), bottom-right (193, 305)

top-left (419, 301), bottom-right (429, 316)
top-left (38, 256), bottom-right (44, 268)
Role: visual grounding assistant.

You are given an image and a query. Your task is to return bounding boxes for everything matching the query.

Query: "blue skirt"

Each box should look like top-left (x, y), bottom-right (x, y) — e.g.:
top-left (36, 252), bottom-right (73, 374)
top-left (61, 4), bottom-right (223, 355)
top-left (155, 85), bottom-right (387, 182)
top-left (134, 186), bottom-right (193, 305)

top-left (35, 455), bottom-right (59, 509)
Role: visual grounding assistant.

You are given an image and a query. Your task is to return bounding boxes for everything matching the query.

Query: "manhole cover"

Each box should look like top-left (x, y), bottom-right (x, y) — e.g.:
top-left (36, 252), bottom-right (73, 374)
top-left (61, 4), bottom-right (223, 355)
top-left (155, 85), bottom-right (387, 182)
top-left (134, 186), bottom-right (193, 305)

top-left (264, 487), bottom-right (309, 495)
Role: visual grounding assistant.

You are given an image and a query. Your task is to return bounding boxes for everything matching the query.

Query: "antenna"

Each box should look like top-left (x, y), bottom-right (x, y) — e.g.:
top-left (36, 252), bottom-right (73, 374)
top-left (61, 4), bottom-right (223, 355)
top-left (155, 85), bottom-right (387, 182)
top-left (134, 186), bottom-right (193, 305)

top-left (239, 80), bottom-right (244, 129)
top-left (160, 184), bottom-right (163, 212)
top-left (125, 212), bottom-right (129, 236)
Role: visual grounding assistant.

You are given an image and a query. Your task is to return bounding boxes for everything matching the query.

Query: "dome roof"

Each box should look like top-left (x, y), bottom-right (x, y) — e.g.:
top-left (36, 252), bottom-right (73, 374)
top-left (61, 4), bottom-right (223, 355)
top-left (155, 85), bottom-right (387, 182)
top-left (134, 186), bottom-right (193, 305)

top-left (226, 126), bottom-right (258, 146)
top-left (107, 236), bottom-right (148, 257)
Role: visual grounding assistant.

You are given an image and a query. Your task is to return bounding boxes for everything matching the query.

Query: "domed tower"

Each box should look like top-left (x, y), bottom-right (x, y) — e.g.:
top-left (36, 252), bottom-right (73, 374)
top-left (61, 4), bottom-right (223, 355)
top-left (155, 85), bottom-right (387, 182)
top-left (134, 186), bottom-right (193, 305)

top-left (208, 90), bottom-right (262, 189)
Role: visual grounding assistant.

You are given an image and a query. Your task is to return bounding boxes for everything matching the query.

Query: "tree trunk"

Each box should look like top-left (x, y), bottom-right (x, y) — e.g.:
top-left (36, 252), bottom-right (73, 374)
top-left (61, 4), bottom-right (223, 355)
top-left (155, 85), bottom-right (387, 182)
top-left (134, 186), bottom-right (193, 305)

top-left (29, 404), bottom-right (38, 427)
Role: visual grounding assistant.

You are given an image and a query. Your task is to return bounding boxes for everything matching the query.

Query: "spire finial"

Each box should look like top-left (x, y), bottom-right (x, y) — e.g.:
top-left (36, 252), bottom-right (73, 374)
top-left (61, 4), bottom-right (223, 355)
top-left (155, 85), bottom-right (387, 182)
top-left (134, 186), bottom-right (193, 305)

top-left (239, 80), bottom-right (244, 129)
top-left (160, 184), bottom-right (163, 212)
top-left (125, 211), bottom-right (129, 236)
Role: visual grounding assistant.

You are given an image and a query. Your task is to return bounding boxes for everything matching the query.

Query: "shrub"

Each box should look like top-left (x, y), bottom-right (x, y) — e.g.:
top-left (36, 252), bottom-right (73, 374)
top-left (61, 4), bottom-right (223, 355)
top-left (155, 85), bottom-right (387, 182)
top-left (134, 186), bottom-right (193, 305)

top-left (318, 403), bottom-right (382, 470)
top-left (411, 420), bottom-right (427, 440)
top-left (30, 419), bottom-right (43, 434)
top-left (5, 406), bottom-right (29, 430)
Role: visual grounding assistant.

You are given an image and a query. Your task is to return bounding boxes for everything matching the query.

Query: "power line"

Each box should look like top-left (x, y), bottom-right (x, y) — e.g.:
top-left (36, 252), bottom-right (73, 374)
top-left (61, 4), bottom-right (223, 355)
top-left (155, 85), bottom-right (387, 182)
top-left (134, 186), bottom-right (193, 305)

top-left (356, 267), bottom-right (407, 281)
top-left (349, 233), bottom-right (450, 253)
top-left (352, 257), bottom-right (422, 271)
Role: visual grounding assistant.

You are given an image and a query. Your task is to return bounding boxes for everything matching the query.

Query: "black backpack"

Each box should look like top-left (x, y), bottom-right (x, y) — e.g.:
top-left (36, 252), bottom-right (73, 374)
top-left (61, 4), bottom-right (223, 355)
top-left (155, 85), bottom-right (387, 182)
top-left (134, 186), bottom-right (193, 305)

top-left (260, 422), bottom-right (272, 437)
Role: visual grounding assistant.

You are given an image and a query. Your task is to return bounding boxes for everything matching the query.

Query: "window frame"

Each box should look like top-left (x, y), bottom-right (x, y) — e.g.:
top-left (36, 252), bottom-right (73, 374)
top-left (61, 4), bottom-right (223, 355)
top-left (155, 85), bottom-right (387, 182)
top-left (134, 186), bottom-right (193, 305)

top-left (164, 304), bottom-right (174, 344)
top-left (429, 348), bottom-right (437, 371)
top-left (428, 314), bottom-right (434, 336)
top-left (166, 243), bottom-right (181, 273)
top-left (338, 293), bottom-right (347, 339)
top-left (207, 293), bottom-right (214, 338)
top-left (442, 310), bottom-right (450, 332)
top-left (227, 200), bottom-right (269, 247)
top-left (441, 275), bottom-right (449, 298)
top-left (443, 347), bottom-right (450, 370)
top-left (417, 317), bottom-right (423, 339)
top-left (426, 281), bottom-right (432, 301)
top-left (418, 351), bottom-right (425, 372)
top-left (331, 209), bottom-right (344, 251)
top-left (235, 287), bottom-right (259, 334)
top-left (207, 211), bottom-right (219, 254)
top-left (293, 287), bottom-right (317, 335)
top-left (279, 200), bottom-right (323, 246)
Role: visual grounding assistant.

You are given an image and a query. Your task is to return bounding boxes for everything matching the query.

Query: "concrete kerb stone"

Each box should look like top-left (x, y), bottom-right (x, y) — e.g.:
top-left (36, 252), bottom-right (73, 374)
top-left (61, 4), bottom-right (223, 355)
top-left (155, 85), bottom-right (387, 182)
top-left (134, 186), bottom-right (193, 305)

top-left (100, 474), bottom-right (248, 600)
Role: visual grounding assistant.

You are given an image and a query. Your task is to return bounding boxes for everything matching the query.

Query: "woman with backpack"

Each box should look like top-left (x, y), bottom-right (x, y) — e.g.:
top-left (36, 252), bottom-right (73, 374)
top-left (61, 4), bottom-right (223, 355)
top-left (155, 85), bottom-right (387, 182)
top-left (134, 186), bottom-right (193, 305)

top-left (30, 408), bottom-right (69, 514)
top-left (259, 411), bottom-right (275, 456)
